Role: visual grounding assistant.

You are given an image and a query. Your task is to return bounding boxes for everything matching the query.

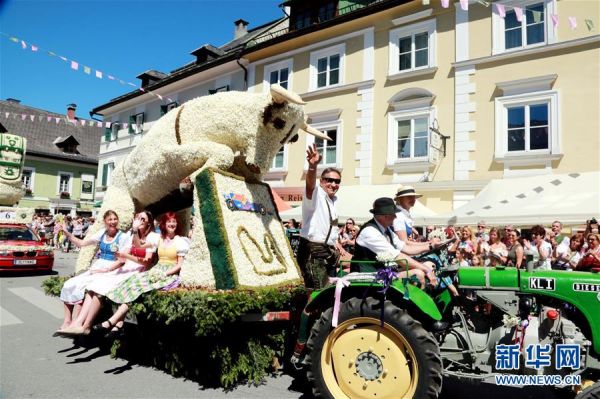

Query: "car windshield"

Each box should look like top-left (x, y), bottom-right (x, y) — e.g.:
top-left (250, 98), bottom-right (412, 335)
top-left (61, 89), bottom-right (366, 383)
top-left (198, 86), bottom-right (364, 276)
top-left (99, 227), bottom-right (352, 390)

top-left (0, 226), bottom-right (37, 241)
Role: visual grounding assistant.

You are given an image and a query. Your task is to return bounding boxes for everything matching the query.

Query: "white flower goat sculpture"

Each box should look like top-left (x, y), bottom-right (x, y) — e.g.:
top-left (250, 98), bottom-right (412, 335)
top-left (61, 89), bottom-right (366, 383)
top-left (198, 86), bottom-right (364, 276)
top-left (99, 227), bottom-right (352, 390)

top-left (77, 85), bottom-right (328, 283)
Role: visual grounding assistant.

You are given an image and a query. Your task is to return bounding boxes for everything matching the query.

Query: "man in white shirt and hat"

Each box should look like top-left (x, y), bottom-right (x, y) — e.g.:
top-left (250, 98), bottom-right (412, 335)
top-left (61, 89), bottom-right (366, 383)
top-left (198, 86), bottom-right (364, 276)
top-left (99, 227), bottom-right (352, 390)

top-left (393, 185), bottom-right (436, 252)
top-left (297, 143), bottom-right (343, 289)
top-left (354, 197), bottom-right (438, 286)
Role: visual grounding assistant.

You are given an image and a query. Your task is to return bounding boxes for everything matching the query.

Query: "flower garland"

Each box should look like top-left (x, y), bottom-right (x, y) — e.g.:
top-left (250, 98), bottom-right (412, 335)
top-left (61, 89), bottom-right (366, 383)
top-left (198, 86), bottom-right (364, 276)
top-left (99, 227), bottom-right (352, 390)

top-left (236, 226), bottom-right (288, 276)
top-left (0, 244), bottom-right (54, 252)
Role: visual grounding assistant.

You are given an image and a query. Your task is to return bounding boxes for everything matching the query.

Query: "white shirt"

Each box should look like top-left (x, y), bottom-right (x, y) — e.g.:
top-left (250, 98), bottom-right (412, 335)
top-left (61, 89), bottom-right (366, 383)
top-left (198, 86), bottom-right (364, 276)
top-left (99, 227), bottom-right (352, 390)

top-left (556, 236), bottom-right (571, 257)
top-left (301, 185), bottom-right (339, 246)
top-left (526, 240), bottom-right (552, 270)
top-left (393, 207), bottom-right (413, 233)
top-left (356, 219), bottom-right (405, 258)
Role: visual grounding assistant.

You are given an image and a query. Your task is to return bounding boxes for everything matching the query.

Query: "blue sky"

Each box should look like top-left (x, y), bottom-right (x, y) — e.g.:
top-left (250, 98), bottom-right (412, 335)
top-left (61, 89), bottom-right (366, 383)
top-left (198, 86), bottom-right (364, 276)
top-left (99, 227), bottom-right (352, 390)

top-left (0, 0), bottom-right (283, 118)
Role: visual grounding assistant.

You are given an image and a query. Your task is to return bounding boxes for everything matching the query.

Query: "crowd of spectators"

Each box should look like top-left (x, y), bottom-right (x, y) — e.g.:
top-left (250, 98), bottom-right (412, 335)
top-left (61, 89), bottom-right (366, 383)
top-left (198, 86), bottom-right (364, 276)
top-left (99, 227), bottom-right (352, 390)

top-left (29, 214), bottom-right (95, 252)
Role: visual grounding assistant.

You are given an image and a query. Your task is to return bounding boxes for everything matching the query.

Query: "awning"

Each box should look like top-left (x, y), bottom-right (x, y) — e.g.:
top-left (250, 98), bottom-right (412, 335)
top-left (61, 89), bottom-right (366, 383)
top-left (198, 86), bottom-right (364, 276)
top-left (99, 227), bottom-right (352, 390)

top-left (279, 184), bottom-right (437, 224)
top-left (420, 171), bottom-right (600, 227)
top-left (270, 188), bottom-right (292, 212)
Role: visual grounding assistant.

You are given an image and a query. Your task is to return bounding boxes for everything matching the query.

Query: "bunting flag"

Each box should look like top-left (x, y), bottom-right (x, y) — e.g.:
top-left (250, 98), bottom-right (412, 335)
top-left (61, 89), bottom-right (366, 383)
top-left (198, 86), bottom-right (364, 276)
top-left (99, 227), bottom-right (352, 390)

top-left (551, 14), bottom-right (559, 28)
top-left (1, 31), bottom-right (175, 105)
top-left (568, 16), bottom-right (577, 30)
top-left (441, 0), bottom-right (449, 8)
top-left (532, 10), bottom-right (542, 23)
top-left (459, 0), bottom-right (468, 11)
top-left (495, 3), bottom-right (506, 17)
top-left (585, 19), bottom-right (595, 31)
top-left (0, 111), bottom-right (106, 128)
top-left (514, 7), bottom-right (523, 22)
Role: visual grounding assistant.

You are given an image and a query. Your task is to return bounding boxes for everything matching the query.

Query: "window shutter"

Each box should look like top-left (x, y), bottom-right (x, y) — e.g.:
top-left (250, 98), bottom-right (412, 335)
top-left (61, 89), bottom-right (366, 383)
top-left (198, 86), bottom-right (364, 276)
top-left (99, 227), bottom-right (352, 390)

top-left (102, 164), bottom-right (108, 186)
top-left (104, 128), bottom-right (111, 142)
top-left (128, 115), bottom-right (135, 134)
top-left (160, 105), bottom-right (167, 116)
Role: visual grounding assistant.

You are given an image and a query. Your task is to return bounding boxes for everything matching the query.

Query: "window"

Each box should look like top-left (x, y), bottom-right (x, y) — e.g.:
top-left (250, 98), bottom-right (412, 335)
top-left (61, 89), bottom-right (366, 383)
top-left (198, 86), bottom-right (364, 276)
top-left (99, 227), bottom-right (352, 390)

top-left (271, 146), bottom-right (285, 170)
top-left (387, 99), bottom-right (436, 171)
top-left (492, 0), bottom-right (556, 54)
top-left (22, 168), bottom-right (34, 191)
top-left (315, 129), bottom-right (338, 165)
top-left (495, 90), bottom-right (559, 159)
top-left (263, 59), bottom-right (293, 92)
top-left (317, 2), bottom-right (336, 22)
top-left (129, 112), bottom-right (144, 134)
top-left (208, 85), bottom-right (229, 95)
top-left (160, 102), bottom-right (178, 116)
top-left (81, 175), bottom-right (94, 195)
top-left (104, 123), bottom-right (118, 142)
top-left (101, 162), bottom-right (115, 187)
top-left (389, 19), bottom-right (436, 75)
top-left (56, 172), bottom-right (73, 195)
top-left (310, 44), bottom-right (345, 90)
top-left (294, 10), bottom-right (311, 30)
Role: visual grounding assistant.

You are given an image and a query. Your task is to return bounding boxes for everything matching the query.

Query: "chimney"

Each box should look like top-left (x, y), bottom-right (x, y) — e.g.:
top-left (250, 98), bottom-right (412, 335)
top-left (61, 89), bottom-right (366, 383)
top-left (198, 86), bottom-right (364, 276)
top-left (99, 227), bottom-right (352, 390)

top-left (66, 103), bottom-right (77, 121)
top-left (234, 19), bottom-right (249, 39)
top-left (6, 98), bottom-right (21, 104)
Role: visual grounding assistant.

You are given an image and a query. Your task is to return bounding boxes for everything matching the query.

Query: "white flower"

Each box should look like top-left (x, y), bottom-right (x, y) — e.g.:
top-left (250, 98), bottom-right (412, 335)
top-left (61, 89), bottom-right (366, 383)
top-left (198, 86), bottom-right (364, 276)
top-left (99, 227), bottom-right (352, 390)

top-left (376, 251), bottom-right (397, 263)
top-left (428, 228), bottom-right (446, 242)
top-left (502, 314), bottom-right (519, 328)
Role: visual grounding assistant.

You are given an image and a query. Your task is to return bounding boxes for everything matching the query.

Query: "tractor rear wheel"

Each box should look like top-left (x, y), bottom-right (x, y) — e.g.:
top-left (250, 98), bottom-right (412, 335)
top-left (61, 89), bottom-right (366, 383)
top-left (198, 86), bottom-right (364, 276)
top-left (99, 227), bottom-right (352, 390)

top-left (305, 296), bottom-right (443, 398)
top-left (576, 381), bottom-right (600, 399)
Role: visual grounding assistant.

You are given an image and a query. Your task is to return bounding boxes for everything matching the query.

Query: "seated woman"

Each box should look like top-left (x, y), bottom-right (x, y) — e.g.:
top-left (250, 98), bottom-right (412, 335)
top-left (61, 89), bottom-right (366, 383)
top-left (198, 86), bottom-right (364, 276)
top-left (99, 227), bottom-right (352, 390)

top-left (57, 210), bottom-right (128, 331)
top-left (57, 211), bottom-right (158, 335)
top-left (99, 212), bottom-right (189, 337)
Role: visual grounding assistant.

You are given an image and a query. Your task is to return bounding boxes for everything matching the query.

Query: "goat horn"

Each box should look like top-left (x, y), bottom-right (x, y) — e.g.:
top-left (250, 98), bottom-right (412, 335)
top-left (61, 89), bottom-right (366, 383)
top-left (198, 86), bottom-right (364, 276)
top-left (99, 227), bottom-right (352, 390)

top-left (270, 84), bottom-right (306, 105)
top-left (301, 122), bottom-right (331, 141)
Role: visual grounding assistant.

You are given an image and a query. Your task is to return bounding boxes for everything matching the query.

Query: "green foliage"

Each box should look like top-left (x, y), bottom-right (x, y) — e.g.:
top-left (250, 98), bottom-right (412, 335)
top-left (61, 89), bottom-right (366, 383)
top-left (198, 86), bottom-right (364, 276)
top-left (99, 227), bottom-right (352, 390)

top-left (41, 275), bottom-right (69, 297)
top-left (42, 273), bottom-right (306, 388)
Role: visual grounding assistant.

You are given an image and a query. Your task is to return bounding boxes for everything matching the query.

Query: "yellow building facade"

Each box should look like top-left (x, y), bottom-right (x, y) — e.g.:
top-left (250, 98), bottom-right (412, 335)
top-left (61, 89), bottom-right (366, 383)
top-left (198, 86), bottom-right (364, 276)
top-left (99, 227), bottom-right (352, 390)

top-left (244, 0), bottom-right (599, 214)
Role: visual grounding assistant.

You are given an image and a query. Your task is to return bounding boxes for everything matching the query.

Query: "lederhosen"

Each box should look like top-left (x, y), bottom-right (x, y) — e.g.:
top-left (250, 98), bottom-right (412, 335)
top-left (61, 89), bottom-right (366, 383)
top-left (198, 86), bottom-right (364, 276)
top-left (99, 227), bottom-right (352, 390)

top-left (352, 218), bottom-right (397, 273)
top-left (296, 200), bottom-right (339, 289)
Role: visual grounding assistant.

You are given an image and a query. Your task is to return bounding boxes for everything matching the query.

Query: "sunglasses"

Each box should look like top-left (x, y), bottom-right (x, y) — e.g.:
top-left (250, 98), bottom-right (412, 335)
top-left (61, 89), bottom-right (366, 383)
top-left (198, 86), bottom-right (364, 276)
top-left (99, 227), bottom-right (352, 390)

top-left (477, 225), bottom-right (485, 228)
top-left (346, 222), bottom-right (354, 225)
top-left (322, 177), bottom-right (341, 184)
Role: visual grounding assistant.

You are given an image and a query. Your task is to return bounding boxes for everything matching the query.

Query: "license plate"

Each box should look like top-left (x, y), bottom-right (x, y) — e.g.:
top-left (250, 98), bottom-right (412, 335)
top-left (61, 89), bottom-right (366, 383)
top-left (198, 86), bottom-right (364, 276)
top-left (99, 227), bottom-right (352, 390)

top-left (14, 259), bottom-right (36, 265)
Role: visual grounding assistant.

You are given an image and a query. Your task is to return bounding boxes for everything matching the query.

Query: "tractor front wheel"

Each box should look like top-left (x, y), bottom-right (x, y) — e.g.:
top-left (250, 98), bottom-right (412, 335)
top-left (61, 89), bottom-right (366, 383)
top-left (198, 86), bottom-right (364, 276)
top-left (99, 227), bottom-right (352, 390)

top-left (305, 296), bottom-right (443, 399)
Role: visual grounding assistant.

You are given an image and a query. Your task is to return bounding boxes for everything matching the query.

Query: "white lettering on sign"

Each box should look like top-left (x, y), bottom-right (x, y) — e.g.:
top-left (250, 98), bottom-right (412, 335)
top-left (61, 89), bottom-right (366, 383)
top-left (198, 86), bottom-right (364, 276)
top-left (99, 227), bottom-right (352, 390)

top-left (529, 277), bottom-right (555, 291)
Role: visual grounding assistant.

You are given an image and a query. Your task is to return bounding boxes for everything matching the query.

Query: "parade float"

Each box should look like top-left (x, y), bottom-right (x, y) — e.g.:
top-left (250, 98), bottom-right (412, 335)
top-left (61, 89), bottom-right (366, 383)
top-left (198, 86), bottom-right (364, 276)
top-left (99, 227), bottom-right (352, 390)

top-left (43, 86), bottom-right (600, 397)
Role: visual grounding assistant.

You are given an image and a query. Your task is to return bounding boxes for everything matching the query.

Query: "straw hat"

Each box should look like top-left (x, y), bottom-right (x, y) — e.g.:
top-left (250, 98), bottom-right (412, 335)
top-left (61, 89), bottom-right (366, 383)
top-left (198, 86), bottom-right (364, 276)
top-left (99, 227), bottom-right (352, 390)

top-left (394, 185), bottom-right (423, 199)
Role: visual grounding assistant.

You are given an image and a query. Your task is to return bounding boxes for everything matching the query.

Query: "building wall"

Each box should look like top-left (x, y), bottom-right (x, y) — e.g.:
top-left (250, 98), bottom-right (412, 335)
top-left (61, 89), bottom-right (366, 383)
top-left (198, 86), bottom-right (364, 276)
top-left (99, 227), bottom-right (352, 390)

top-left (18, 157), bottom-right (97, 215)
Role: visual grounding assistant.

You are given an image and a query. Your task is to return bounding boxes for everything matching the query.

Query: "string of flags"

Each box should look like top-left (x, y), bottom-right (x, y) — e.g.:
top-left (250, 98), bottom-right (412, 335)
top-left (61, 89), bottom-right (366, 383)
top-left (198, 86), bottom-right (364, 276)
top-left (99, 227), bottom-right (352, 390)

top-left (441, 0), bottom-right (595, 31)
top-left (0, 111), bottom-right (127, 129)
top-left (0, 31), bottom-right (176, 104)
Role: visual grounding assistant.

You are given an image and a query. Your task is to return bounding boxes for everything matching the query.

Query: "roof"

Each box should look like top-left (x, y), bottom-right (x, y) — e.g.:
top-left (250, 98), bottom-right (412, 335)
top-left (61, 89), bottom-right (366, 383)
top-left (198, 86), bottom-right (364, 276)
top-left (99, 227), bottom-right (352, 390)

top-left (416, 172), bottom-right (600, 227)
top-left (92, 17), bottom-right (286, 115)
top-left (136, 70), bottom-right (168, 80)
top-left (0, 100), bottom-right (100, 165)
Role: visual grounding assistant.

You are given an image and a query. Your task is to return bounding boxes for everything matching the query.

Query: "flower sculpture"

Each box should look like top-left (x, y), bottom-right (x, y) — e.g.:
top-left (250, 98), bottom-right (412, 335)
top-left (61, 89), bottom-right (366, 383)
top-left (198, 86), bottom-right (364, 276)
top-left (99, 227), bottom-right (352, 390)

top-left (0, 133), bottom-right (26, 206)
top-left (76, 85), bottom-right (325, 289)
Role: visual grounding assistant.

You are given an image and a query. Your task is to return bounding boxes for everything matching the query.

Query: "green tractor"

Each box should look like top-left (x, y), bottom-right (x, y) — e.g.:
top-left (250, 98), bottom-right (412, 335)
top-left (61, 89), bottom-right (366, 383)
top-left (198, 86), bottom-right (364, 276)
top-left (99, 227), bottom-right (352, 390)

top-left (301, 242), bottom-right (600, 398)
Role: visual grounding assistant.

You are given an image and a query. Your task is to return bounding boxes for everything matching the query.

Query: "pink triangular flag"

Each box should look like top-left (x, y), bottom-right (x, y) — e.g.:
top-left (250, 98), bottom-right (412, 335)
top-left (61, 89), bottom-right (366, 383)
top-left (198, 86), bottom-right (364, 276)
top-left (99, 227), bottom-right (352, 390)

top-left (514, 7), bottom-right (523, 22)
top-left (459, 0), bottom-right (468, 10)
top-left (21, 114), bottom-right (27, 120)
top-left (55, 117), bottom-right (60, 124)
top-left (108, 75), bottom-right (115, 80)
top-left (95, 70), bottom-right (103, 79)
top-left (568, 16), bottom-right (577, 29)
top-left (123, 123), bottom-right (128, 129)
top-left (140, 88), bottom-right (145, 92)
top-left (30, 115), bottom-right (35, 122)
top-left (4, 112), bottom-right (9, 118)
top-left (31, 45), bottom-right (38, 52)
top-left (70, 61), bottom-right (79, 70)
top-left (495, 3), bottom-right (506, 17)
top-left (80, 120), bottom-right (86, 126)
top-left (441, 0), bottom-right (449, 8)
top-left (47, 116), bottom-right (52, 122)
top-left (551, 14), bottom-right (559, 28)
top-left (21, 40), bottom-right (27, 49)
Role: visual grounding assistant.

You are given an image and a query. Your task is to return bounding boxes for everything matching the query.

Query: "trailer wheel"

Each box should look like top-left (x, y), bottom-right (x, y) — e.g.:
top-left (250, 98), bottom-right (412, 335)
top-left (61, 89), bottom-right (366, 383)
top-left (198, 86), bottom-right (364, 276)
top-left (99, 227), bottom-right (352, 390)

top-left (305, 296), bottom-right (443, 399)
top-left (576, 381), bottom-right (600, 399)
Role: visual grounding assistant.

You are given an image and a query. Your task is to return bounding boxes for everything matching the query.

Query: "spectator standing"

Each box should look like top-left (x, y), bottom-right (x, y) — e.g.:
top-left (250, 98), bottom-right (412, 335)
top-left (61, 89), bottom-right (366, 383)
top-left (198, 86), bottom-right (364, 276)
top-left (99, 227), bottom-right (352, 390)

top-left (502, 225), bottom-right (514, 246)
top-left (523, 225), bottom-right (552, 270)
top-left (576, 233), bottom-right (600, 271)
top-left (475, 220), bottom-right (489, 243)
top-left (506, 230), bottom-right (524, 268)
top-left (549, 220), bottom-right (570, 260)
top-left (61, 215), bottom-right (74, 253)
top-left (555, 233), bottom-right (585, 270)
top-left (478, 227), bottom-right (507, 265)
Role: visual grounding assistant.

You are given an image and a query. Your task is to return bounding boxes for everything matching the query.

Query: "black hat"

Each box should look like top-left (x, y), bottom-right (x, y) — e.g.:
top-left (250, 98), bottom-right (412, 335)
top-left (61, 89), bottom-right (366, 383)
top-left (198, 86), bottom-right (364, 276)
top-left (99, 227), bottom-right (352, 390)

top-left (370, 197), bottom-right (400, 216)
top-left (67, 103), bottom-right (77, 110)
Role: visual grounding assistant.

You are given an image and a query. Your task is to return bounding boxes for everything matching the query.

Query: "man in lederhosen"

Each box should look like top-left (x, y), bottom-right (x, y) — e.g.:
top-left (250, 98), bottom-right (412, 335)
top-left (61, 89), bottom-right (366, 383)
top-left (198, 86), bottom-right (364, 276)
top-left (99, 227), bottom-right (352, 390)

top-left (296, 143), bottom-right (342, 290)
top-left (291, 143), bottom-right (342, 367)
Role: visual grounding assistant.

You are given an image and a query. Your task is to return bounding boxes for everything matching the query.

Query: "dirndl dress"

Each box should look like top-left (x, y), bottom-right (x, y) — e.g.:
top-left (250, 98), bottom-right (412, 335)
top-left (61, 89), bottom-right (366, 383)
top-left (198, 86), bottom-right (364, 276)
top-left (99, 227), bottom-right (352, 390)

top-left (59, 230), bottom-right (125, 304)
top-left (107, 236), bottom-right (188, 304)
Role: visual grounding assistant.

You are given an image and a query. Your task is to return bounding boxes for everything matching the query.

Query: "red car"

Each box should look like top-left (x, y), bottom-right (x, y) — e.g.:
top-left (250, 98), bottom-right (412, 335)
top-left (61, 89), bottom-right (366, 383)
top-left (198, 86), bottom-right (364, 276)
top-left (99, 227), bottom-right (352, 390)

top-left (0, 223), bottom-right (54, 272)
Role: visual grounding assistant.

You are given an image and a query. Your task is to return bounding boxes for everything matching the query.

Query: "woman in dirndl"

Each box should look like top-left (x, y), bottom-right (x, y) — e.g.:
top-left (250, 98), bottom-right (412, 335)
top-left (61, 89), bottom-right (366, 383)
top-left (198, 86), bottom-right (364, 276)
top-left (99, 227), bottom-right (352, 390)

top-left (57, 210), bottom-right (128, 331)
